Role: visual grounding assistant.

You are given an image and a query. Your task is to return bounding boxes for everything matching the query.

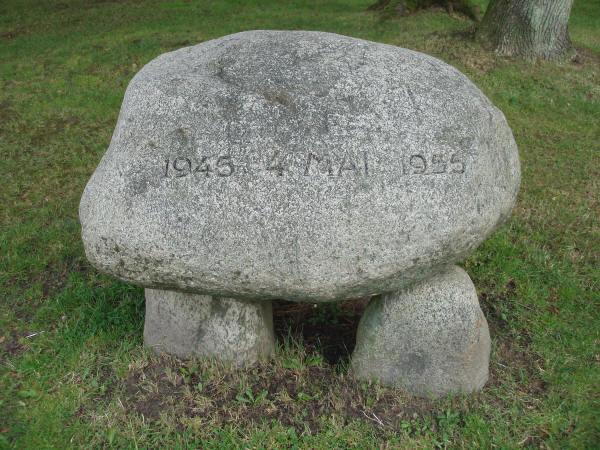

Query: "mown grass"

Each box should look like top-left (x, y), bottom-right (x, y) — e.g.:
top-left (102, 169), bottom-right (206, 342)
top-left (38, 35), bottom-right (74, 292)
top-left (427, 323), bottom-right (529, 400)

top-left (1, 0), bottom-right (599, 447)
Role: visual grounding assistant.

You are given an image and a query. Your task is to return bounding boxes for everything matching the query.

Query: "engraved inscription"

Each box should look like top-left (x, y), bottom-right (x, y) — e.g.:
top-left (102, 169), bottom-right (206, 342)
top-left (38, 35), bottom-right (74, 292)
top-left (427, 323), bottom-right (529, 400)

top-left (164, 155), bottom-right (235, 178)
top-left (303, 153), bottom-right (333, 176)
top-left (409, 155), bottom-right (426, 174)
top-left (403, 153), bottom-right (465, 175)
top-left (161, 151), bottom-right (466, 179)
top-left (216, 155), bottom-right (234, 176)
top-left (303, 152), bottom-right (369, 177)
top-left (449, 153), bottom-right (465, 173)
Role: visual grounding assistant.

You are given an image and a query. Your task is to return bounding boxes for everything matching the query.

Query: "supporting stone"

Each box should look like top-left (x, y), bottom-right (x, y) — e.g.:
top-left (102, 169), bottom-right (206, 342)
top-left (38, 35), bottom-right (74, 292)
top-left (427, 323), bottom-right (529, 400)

top-left (351, 265), bottom-right (490, 398)
top-left (143, 289), bottom-right (275, 367)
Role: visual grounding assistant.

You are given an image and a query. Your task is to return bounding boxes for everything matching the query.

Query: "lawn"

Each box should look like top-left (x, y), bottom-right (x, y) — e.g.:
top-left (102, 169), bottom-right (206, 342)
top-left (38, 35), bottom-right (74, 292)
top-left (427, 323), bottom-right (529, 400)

top-left (1, 0), bottom-right (599, 447)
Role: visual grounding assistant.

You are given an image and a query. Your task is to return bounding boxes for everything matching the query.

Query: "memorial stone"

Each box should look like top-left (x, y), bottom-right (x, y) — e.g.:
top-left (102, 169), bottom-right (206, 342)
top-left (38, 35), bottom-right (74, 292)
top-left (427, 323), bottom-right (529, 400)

top-left (80, 30), bottom-right (520, 395)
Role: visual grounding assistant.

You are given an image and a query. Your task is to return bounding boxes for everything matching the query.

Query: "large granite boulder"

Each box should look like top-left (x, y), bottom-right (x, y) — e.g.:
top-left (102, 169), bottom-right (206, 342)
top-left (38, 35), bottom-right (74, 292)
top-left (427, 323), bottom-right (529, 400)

top-left (80, 31), bottom-right (520, 391)
top-left (79, 30), bottom-right (520, 303)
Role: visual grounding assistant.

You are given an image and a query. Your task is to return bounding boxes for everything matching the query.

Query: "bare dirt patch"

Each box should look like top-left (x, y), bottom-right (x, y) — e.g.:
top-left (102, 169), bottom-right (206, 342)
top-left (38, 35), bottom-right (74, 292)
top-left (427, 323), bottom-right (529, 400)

top-left (96, 289), bottom-right (546, 438)
top-left (121, 353), bottom-right (440, 436)
top-left (40, 270), bottom-right (68, 299)
top-left (0, 326), bottom-right (26, 359)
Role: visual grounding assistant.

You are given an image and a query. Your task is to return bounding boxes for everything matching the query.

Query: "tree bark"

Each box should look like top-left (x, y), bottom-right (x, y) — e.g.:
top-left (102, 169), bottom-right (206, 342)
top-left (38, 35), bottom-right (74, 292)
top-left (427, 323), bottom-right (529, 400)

top-left (476, 0), bottom-right (576, 63)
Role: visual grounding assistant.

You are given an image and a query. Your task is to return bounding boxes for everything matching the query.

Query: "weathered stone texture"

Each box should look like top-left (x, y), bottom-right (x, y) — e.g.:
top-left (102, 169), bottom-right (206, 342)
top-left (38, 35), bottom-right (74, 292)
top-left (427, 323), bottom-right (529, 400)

top-left (144, 289), bottom-right (275, 365)
top-left (79, 30), bottom-right (520, 302)
top-left (351, 265), bottom-right (490, 397)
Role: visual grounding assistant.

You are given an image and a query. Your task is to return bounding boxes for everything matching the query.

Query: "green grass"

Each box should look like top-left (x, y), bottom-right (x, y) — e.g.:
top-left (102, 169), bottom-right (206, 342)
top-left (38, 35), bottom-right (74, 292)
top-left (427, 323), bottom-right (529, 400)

top-left (1, 0), bottom-right (599, 447)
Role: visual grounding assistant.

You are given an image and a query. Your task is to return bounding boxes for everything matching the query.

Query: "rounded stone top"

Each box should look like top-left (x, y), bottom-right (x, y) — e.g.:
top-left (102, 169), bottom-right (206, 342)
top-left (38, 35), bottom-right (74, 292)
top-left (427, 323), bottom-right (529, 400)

top-left (79, 30), bottom-right (520, 302)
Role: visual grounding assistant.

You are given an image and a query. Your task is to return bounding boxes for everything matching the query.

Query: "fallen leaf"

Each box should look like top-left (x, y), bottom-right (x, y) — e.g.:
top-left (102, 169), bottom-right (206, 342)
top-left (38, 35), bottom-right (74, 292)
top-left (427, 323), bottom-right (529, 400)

top-left (0, 336), bottom-right (5, 344)
top-left (0, 427), bottom-right (9, 433)
top-left (548, 306), bottom-right (559, 314)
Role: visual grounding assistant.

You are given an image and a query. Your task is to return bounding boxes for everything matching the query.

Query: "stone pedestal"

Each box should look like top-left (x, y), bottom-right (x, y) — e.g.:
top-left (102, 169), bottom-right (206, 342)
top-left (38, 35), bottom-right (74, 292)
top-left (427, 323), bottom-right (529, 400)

top-left (143, 289), bottom-right (275, 367)
top-left (351, 266), bottom-right (490, 398)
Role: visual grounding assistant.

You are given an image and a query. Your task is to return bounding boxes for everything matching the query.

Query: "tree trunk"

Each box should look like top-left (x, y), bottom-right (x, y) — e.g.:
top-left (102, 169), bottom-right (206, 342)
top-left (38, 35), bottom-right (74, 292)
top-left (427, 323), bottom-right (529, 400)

top-left (476, 0), bottom-right (576, 63)
top-left (367, 0), bottom-right (483, 21)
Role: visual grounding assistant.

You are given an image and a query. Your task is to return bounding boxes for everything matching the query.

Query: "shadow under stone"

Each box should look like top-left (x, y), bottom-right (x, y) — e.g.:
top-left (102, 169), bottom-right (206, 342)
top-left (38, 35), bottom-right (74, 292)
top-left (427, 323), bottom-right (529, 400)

top-left (272, 298), bottom-right (371, 365)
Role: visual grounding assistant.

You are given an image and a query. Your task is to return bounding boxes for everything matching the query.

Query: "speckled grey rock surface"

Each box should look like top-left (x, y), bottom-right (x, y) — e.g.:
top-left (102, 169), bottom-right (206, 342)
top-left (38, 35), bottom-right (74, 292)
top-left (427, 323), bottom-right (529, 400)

top-left (144, 289), bottom-right (274, 365)
top-left (79, 30), bottom-right (520, 302)
top-left (351, 265), bottom-right (490, 397)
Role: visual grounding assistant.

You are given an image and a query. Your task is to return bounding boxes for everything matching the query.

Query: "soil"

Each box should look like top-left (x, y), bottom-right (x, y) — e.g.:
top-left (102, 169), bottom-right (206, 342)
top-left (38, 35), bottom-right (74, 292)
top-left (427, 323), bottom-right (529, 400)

top-left (0, 326), bottom-right (26, 359)
top-left (121, 353), bottom-right (438, 436)
top-left (40, 270), bottom-right (68, 299)
top-left (115, 290), bottom-right (547, 437)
